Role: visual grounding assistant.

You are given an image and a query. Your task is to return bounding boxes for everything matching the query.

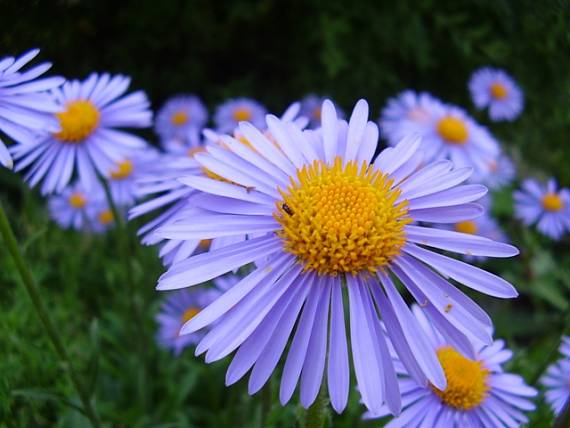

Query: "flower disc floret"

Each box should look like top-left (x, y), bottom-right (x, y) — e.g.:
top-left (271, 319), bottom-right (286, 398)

top-left (437, 116), bottom-right (469, 145)
top-left (54, 100), bottom-right (100, 143)
top-left (275, 157), bottom-right (410, 275)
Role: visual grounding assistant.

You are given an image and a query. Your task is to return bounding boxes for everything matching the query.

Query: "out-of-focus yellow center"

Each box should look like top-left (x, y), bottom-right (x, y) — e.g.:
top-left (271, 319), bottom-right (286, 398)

top-left (110, 160), bottom-right (134, 180)
top-left (276, 157), bottom-right (410, 275)
top-left (54, 100), bottom-right (100, 143)
top-left (437, 116), bottom-right (468, 145)
top-left (431, 346), bottom-right (490, 411)
top-left (68, 192), bottom-right (87, 209)
top-left (171, 110), bottom-right (189, 126)
top-left (232, 107), bottom-right (252, 122)
top-left (542, 193), bottom-right (564, 212)
top-left (181, 307), bottom-right (201, 324)
top-left (313, 107), bottom-right (322, 121)
top-left (98, 209), bottom-right (114, 225)
top-left (454, 220), bottom-right (478, 235)
top-left (490, 83), bottom-right (508, 100)
top-left (187, 146), bottom-right (205, 158)
top-left (199, 239), bottom-right (211, 250)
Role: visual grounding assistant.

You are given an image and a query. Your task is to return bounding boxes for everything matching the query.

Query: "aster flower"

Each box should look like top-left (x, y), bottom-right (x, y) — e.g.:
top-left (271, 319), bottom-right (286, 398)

top-left (473, 154), bottom-right (516, 190)
top-left (156, 278), bottom-right (231, 355)
top-left (379, 90), bottom-right (444, 147)
top-left (107, 148), bottom-right (160, 208)
top-left (364, 305), bottom-right (537, 427)
top-left (48, 180), bottom-right (112, 233)
top-left (300, 94), bottom-right (344, 128)
top-left (0, 49), bottom-right (64, 169)
top-left (514, 178), bottom-right (570, 240)
top-left (154, 95), bottom-right (208, 153)
top-left (214, 97), bottom-right (266, 133)
top-left (469, 67), bottom-right (524, 122)
top-left (541, 336), bottom-right (570, 415)
top-left (155, 99), bottom-right (519, 414)
top-left (12, 72), bottom-right (152, 194)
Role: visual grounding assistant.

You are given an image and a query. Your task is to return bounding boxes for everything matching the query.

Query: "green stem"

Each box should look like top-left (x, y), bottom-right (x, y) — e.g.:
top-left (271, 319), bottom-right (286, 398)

top-left (99, 177), bottom-right (148, 409)
top-left (553, 397), bottom-right (570, 428)
top-left (303, 388), bottom-right (328, 428)
top-left (0, 202), bottom-right (101, 428)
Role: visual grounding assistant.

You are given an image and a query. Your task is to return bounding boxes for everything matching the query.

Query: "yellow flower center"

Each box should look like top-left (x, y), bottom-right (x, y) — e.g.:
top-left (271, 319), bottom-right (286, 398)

top-left (542, 193), bottom-right (564, 212)
top-left (68, 192), bottom-right (87, 209)
top-left (199, 239), bottom-right (211, 250)
top-left (181, 306), bottom-right (201, 324)
top-left (437, 116), bottom-right (469, 145)
top-left (171, 110), bottom-right (189, 126)
top-left (490, 83), bottom-right (508, 100)
top-left (54, 100), bottom-right (100, 143)
top-left (109, 160), bottom-right (134, 180)
top-left (431, 346), bottom-right (490, 411)
top-left (454, 220), bottom-right (478, 235)
top-left (98, 209), bottom-right (114, 225)
top-left (232, 107), bottom-right (252, 122)
top-left (275, 157), bottom-right (410, 275)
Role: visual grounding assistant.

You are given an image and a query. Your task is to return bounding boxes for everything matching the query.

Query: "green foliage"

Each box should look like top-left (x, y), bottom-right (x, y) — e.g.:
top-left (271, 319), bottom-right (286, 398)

top-left (1, 0), bottom-right (570, 426)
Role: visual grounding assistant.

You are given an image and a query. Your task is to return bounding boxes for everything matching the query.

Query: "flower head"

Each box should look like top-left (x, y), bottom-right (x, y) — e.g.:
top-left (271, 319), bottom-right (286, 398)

top-left (541, 336), bottom-right (570, 415)
top-left (155, 95), bottom-right (208, 153)
top-left (48, 181), bottom-right (111, 233)
top-left (364, 305), bottom-right (537, 427)
top-left (469, 67), bottom-right (524, 121)
top-left (12, 73), bottom-right (152, 194)
top-left (155, 99), bottom-right (519, 414)
top-left (214, 98), bottom-right (266, 133)
top-left (379, 90), bottom-right (444, 147)
top-left (0, 49), bottom-right (64, 169)
top-left (475, 154), bottom-right (516, 190)
top-left (514, 178), bottom-right (570, 240)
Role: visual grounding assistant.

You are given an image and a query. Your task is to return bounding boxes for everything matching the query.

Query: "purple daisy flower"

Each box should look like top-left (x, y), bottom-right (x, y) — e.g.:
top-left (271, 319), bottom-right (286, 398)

top-left (48, 180), bottom-right (114, 233)
top-left (300, 94), bottom-right (344, 128)
top-left (12, 73), bottom-right (152, 194)
top-left (156, 278), bottom-right (231, 355)
top-left (379, 90), bottom-right (444, 147)
top-left (541, 336), bottom-right (570, 416)
top-left (473, 154), bottom-right (516, 190)
top-left (107, 148), bottom-right (160, 208)
top-left (155, 99), bottom-right (519, 414)
top-left (469, 67), bottom-right (524, 122)
top-left (214, 98), bottom-right (266, 133)
top-left (154, 95), bottom-right (208, 154)
top-left (364, 305), bottom-right (537, 427)
top-left (514, 178), bottom-right (570, 240)
top-left (0, 49), bottom-right (64, 169)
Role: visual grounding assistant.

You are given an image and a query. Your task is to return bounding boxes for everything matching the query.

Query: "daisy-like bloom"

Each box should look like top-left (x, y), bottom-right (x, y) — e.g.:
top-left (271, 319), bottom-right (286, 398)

top-left (469, 67), bottom-right (524, 122)
top-left (154, 95), bottom-right (208, 153)
top-left (541, 336), bottom-right (570, 415)
top-left (365, 305), bottom-right (537, 427)
top-left (156, 276), bottom-right (235, 355)
top-left (107, 148), bottom-right (160, 208)
top-left (48, 180), bottom-right (113, 233)
top-left (379, 90), bottom-right (444, 147)
top-left (156, 99), bottom-right (519, 414)
top-left (473, 154), bottom-right (516, 190)
top-left (0, 49), bottom-right (64, 168)
top-left (411, 103), bottom-right (501, 179)
top-left (12, 73), bottom-right (152, 194)
top-left (300, 94), bottom-right (344, 128)
top-left (514, 178), bottom-right (570, 240)
top-left (214, 97), bottom-right (266, 133)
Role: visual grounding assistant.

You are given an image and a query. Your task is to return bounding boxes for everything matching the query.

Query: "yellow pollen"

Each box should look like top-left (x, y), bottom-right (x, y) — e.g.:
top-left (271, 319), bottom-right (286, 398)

top-left (110, 159), bottom-right (134, 180)
top-left (490, 83), bottom-right (508, 100)
top-left (454, 220), bottom-right (478, 235)
top-left (431, 346), bottom-right (490, 411)
top-left (54, 100), bottom-right (100, 143)
top-left (171, 110), bottom-right (189, 126)
top-left (98, 209), bottom-right (114, 225)
top-left (232, 107), bottom-right (252, 122)
top-left (542, 193), bottom-right (564, 212)
top-left (437, 116), bottom-right (469, 145)
top-left (181, 306), bottom-right (201, 324)
top-left (275, 157), bottom-right (411, 275)
top-left (68, 192), bottom-right (87, 209)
